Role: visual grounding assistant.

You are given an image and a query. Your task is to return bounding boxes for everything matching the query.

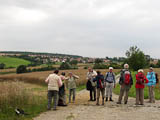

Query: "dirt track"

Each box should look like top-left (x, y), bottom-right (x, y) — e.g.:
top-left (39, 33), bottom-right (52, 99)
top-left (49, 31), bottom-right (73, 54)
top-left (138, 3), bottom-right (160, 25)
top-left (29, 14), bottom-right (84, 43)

top-left (34, 89), bottom-right (160, 120)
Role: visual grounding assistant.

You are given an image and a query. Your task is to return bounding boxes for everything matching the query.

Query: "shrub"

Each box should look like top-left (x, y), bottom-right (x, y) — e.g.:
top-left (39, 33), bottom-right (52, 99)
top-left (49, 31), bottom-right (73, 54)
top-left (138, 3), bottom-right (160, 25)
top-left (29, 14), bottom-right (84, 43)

top-left (93, 63), bottom-right (107, 69)
top-left (0, 63), bottom-right (6, 69)
top-left (16, 65), bottom-right (27, 74)
top-left (84, 66), bottom-right (88, 69)
top-left (59, 62), bottom-right (72, 70)
top-left (31, 66), bottom-right (56, 72)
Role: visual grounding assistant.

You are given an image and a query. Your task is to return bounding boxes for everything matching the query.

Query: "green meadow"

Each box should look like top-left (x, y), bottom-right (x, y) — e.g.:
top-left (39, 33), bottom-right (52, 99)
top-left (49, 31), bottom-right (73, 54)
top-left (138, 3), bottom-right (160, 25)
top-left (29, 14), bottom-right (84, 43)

top-left (0, 56), bottom-right (31, 68)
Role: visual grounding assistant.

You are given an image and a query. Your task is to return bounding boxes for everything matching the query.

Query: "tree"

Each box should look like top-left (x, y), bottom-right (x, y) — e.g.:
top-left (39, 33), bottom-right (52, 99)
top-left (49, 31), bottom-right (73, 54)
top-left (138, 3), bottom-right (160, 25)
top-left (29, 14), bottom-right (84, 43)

top-left (0, 63), bottom-right (5, 69)
top-left (70, 60), bottom-right (78, 65)
top-left (16, 65), bottom-right (27, 74)
top-left (156, 60), bottom-right (160, 67)
top-left (125, 46), bottom-right (148, 71)
top-left (59, 62), bottom-right (72, 70)
top-left (95, 58), bottom-right (103, 64)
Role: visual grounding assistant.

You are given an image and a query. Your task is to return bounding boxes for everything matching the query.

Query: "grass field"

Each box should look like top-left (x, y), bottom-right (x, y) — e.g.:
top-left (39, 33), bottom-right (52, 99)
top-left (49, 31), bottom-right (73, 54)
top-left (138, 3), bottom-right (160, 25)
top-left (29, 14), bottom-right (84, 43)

top-left (114, 69), bottom-right (160, 100)
top-left (0, 56), bottom-right (31, 68)
top-left (0, 82), bottom-right (47, 120)
top-left (0, 69), bottom-right (121, 86)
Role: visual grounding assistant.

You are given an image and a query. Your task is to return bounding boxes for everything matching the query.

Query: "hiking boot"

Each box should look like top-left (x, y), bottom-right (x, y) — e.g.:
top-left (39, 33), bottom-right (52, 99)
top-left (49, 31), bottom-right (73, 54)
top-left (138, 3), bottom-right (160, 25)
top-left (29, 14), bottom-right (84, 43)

top-left (105, 97), bottom-right (108, 102)
top-left (102, 98), bottom-right (104, 105)
top-left (140, 104), bottom-right (144, 105)
top-left (152, 100), bottom-right (155, 103)
top-left (109, 97), bottom-right (113, 102)
top-left (124, 101), bottom-right (128, 104)
top-left (96, 99), bottom-right (99, 106)
top-left (96, 103), bottom-right (100, 106)
top-left (53, 108), bottom-right (57, 111)
top-left (117, 102), bottom-right (121, 104)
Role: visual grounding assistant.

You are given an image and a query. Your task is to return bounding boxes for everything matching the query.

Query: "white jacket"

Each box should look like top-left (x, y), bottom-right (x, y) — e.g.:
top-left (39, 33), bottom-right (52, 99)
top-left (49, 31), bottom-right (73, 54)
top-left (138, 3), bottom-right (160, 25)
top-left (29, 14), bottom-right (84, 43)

top-left (45, 73), bottom-right (62, 91)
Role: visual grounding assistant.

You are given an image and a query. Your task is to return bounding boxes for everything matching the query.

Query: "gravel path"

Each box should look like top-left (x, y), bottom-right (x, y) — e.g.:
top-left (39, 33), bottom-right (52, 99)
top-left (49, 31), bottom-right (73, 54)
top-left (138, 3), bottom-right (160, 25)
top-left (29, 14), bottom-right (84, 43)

top-left (34, 75), bottom-right (160, 120)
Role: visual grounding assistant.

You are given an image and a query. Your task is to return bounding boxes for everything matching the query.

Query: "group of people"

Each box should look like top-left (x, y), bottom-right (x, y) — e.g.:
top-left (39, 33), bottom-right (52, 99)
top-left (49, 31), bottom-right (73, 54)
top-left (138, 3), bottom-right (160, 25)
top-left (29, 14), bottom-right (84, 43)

top-left (117, 64), bottom-right (158, 105)
top-left (86, 67), bottom-right (116, 105)
top-left (45, 64), bottom-right (159, 110)
top-left (45, 70), bottom-right (79, 110)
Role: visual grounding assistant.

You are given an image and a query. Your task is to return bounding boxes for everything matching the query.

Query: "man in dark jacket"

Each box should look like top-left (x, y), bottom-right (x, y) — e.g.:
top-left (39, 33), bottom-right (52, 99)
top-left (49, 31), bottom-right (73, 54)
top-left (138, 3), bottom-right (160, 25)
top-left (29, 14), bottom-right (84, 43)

top-left (117, 64), bottom-right (133, 104)
top-left (93, 71), bottom-right (105, 105)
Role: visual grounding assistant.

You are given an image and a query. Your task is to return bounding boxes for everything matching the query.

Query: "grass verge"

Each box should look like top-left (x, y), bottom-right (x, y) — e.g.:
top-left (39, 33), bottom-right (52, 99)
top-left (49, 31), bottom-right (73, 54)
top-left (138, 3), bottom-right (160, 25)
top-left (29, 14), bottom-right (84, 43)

top-left (0, 82), bottom-right (86, 120)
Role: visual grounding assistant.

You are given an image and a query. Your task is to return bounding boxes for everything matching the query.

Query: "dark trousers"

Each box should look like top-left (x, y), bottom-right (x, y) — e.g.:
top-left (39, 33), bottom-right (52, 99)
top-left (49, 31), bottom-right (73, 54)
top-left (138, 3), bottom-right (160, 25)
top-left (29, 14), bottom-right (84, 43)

top-left (48, 90), bottom-right (58, 109)
top-left (90, 86), bottom-right (96, 100)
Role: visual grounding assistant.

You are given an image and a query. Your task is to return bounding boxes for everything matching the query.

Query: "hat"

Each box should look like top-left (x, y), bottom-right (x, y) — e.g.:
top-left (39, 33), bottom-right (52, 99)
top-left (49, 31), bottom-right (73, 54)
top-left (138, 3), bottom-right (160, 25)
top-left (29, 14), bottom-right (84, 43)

top-left (124, 64), bottom-right (129, 69)
top-left (138, 69), bottom-right (144, 73)
top-left (68, 72), bottom-right (73, 75)
top-left (109, 67), bottom-right (113, 70)
top-left (150, 67), bottom-right (153, 70)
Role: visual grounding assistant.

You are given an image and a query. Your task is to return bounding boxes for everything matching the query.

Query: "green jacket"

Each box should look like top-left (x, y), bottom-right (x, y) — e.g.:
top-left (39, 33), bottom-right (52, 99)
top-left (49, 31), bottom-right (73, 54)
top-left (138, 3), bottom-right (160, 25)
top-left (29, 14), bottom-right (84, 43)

top-left (67, 75), bottom-right (79, 89)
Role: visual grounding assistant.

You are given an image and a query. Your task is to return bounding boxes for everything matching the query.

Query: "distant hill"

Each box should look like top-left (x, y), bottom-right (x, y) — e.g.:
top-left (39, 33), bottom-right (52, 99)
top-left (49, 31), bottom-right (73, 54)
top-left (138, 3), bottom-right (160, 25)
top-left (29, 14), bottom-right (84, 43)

top-left (0, 51), bottom-right (82, 58)
top-left (0, 56), bottom-right (31, 68)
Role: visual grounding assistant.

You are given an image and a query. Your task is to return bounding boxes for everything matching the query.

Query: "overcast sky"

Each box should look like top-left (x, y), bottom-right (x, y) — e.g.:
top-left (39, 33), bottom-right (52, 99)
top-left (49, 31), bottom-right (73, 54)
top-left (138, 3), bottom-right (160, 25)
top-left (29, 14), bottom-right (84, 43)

top-left (0, 0), bottom-right (160, 58)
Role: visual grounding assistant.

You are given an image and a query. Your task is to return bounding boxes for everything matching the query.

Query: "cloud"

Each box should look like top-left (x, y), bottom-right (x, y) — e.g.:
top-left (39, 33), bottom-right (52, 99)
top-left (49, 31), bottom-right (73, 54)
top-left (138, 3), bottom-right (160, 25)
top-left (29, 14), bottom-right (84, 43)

top-left (0, 0), bottom-right (160, 58)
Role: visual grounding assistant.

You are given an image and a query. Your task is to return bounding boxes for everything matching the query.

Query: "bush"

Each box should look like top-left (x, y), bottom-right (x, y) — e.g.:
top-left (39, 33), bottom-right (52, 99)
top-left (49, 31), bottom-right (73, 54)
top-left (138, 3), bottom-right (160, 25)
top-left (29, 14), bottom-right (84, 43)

top-left (59, 62), bottom-right (72, 70)
top-left (0, 63), bottom-right (6, 69)
top-left (109, 63), bottom-right (122, 69)
top-left (84, 66), bottom-right (88, 69)
top-left (93, 63), bottom-right (107, 69)
top-left (16, 65), bottom-right (27, 74)
top-left (70, 60), bottom-right (78, 65)
top-left (31, 66), bottom-right (56, 72)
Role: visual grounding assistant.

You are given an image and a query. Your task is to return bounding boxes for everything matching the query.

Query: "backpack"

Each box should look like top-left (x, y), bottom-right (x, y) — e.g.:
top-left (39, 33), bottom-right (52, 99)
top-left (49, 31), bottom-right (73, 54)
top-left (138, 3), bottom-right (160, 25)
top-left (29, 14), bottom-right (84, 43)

top-left (123, 71), bottom-right (131, 85)
top-left (98, 75), bottom-right (104, 89)
top-left (86, 80), bottom-right (93, 91)
top-left (106, 72), bottom-right (114, 83)
top-left (136, 73), bottom-right (145, 85)
top-left (156, 73), bottom-right (159, 84)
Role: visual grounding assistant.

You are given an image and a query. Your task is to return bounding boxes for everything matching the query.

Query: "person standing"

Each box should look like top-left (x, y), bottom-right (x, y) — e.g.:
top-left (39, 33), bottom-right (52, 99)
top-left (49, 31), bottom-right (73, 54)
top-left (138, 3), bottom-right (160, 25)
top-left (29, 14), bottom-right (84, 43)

top-left (93, 71), bottom-right (105, 105)
top-left (105, 67), bottom-right (116, 102)
top-left (117, 64), bottom-right (133, 104)
top-left (67, 72), bottom-right (79, 103)
top-left (58, 72), bottom-right (67, 106)
top-left (86, 67), bottom-right (97, 101)
top-left (45, 70), bottom-right (62, 110)
top-left (135, 69), bottom-right (148, 105)
top-left (147, 67), bottom-right (156, 103)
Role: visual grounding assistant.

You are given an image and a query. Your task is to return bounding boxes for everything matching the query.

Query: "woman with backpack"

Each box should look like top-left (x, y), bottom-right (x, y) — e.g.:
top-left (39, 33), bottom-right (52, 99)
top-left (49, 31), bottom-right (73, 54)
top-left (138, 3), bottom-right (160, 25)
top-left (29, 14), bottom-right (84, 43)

top-left (93, 71), bottom-right (105, 105)
top-left (147, 67), bottom-right (156, 103)
top-left (135, 69), bottom-right (148, 105)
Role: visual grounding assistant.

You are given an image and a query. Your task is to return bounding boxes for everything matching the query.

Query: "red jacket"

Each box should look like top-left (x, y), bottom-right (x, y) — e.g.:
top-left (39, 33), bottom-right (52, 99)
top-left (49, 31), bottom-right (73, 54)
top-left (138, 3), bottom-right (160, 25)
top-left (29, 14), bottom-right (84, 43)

top-left (135, 73), bottom-right (149, 88)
